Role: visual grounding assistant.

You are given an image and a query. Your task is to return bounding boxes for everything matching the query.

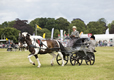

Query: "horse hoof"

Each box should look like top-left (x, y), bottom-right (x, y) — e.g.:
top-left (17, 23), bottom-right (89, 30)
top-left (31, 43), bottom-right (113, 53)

top-left (37, 66), bottom-right (40, 68)
top-left (33, 63), bottom-right (35, 65)
top-left (37, 64), bottom-right (41, 68)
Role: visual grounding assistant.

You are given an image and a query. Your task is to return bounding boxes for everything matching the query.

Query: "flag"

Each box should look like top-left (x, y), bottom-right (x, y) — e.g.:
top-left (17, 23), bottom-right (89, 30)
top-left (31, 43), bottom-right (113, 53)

top-left (60, 30), bottom-right (63, 41)
top-left (105, 28), bottom-right (109, 34)
top-left (36, 25), bottom-right (42, 30)
top-left (51, 28), bottom-right (54, 40)
top-left (64, 34), bottom-right (66, 36)
top-left (67, 34), bottom-right (69, 37)
top-left (6, 38), bottom-right (8, 40)
top-left (79, 32), bottom-right (83, 37)
top-left (88, 33), bottom-right (92, 37)
top-left (43, 33), bottom-right (45, 38)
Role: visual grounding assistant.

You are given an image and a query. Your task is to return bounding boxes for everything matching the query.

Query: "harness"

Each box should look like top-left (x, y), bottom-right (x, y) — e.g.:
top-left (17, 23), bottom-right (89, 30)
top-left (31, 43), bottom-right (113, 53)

top-left (30, 38), bottom-right (60, 51)
top-left (28, 38), bottom-right (47, 51)
top-left (37, 39), bottom-right (43, 47)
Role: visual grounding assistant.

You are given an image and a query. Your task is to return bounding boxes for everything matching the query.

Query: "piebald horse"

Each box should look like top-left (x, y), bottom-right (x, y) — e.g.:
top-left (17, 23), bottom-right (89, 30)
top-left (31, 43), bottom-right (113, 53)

top-left (20, 32), bottom-right (64, 68)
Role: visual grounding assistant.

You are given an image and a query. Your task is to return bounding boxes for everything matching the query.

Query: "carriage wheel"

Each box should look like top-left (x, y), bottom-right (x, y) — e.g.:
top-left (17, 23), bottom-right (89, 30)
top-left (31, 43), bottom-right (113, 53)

top-left (56, 54), bottom-right (68, 65)
top-left (77, 58), bottom-right (83, 65)
top-left (85, 54), bottom-right (95, 65)
top-left (70, 53), bottom-right (83, 66)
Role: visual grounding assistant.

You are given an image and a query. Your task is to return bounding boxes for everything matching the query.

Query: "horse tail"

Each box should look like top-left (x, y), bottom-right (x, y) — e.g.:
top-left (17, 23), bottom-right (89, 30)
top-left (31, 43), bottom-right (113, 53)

top-left (57, 41), bottom-right (66, 56)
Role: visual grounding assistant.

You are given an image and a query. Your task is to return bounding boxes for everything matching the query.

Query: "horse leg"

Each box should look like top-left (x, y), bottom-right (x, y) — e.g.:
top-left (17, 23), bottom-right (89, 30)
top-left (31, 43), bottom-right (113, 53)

top-left (19, 47), bottom-right (21, 51)
top-left (27, 54), bottom-right (35, 65)
top-left (50, 52), bottom-right (56, 66)
top-left (58, 52), bottom-right (64, 66)
top-left (34, 55), bottom-right (41, 68)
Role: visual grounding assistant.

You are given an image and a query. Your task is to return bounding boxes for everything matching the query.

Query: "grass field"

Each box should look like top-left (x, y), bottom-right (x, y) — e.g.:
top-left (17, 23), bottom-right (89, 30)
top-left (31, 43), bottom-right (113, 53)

top-left (0, 47), bottom-right (114, 80)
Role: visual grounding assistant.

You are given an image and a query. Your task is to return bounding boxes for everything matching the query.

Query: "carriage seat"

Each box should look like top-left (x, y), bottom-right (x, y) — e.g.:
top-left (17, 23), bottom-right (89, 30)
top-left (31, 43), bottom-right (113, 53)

top-left (64, 47), bottom-right (78, 53)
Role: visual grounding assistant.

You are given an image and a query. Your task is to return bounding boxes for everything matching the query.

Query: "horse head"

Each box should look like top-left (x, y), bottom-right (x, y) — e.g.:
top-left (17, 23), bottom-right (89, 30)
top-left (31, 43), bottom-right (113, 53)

top-left (19, 32), bottom-right (29, 44)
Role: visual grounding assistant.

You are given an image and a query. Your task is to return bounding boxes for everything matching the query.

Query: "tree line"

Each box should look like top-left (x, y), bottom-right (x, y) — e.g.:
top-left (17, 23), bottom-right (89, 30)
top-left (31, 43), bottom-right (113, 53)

top-left (0, 17), bottom-right (114, 43)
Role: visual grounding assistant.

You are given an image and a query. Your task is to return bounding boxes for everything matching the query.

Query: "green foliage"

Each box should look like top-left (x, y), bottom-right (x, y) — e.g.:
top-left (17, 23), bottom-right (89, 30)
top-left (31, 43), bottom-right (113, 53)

top-left (29, 17), bottom-right (70, 37)
top-left (54, 29), bottom-right (60, 38)
top-left (29, 18), bottom-right (40, 30)
top-left (0, 21), bottom-right (15, 28)
top-left (8, 20), bottom-right (16, 27)
top-left (37, 28), bottom-right (51, 38)
top-left (98, 18), bottom-right (107, 24)
top-left (108, 20), bottom-right (114, 34)
top-left (87, 21), bottom-right (106, 34)
top-left (55, 17), bottom-right (70, 33)
top-left (1, 21), bottom-right (8, 28)
top-left (71, 19), bottom-right (87, 34)
top-left (1, 27), bottom-right (20, 43)
top-left (0, 28), bottom-right (4, 38)
top-left (45, 18), bottom-right (55, 31)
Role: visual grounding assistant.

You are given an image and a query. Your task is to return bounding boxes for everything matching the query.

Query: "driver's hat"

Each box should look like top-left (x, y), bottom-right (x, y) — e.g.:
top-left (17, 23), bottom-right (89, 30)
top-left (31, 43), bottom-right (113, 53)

top-left (72, 26), bottom-right (77, 29)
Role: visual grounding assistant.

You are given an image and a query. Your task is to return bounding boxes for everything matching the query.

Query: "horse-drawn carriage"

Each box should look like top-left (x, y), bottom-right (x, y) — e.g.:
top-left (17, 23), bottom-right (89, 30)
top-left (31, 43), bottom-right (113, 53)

top-left (19, 32), bottom-right (96, 68)
top-left (56, 38), bottom-right (96, 66)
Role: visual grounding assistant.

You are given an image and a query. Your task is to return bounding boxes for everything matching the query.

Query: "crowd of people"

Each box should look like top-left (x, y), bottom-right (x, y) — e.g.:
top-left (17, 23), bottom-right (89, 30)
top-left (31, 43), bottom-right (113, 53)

top-left (97, 40), bottom-right (113, 47)
top-left (0, 40), bottom-right (18, 50)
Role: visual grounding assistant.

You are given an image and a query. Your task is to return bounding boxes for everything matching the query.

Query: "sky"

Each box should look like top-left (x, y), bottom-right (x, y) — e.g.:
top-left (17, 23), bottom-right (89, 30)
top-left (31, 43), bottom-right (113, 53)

top-left (0, 0), bottom-right (114, 25)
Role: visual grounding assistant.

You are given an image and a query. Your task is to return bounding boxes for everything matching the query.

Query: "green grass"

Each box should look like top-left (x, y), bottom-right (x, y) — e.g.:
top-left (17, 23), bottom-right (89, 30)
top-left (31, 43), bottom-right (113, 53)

top-left (0, 47), bottom-right (114, 80)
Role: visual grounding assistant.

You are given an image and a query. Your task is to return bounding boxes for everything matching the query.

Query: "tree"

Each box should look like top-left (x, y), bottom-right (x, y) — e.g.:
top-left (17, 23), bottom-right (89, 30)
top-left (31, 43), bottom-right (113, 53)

top-left (108, 20), bottom-right (114, 34)
top-left (1, 21), bottom-right (8, 28)
top-left (8, 20), bottom-right (16, 27)
top-left (71, 18), bottom-right (87, 34)
top-left (38, 18), bottom-right (48, 28)
top-left (54, 29), bottom-right (60, 38)
top-left (44, 18), bottom-right (55, 31)
top-left (29, 18), bottom-right (40, 30)
top-left (1, 27), bottom-right (20, 43)
top-left (87, 21), bottom-right (106, 34)
top-left (29, 17), bottom-right (70, 37)
top-left (55, 17), bottom-right (70, 33)
top-left (13, 18), bottom-right (34, 34)
top-left (37, 28), bottom-right (51, 38)
top-left (97, 18), bottom-right (107, 31)
top-left (0, 28), bottom-right (4, 39)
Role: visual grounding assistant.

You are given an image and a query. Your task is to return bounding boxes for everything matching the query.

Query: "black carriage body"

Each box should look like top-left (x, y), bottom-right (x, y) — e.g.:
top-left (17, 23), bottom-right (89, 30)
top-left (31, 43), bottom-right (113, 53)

top-left (70, 38), bottom-right (95, 65)
top-left (56, 37), bottom-right (96, 66)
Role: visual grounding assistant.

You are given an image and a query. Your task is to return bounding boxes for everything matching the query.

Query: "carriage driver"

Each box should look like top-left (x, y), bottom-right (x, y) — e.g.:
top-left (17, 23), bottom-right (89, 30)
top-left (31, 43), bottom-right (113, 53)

top-left (67, 26), bottom-right (79, 47)
top-left (84, 35), bottom-right (97, 53)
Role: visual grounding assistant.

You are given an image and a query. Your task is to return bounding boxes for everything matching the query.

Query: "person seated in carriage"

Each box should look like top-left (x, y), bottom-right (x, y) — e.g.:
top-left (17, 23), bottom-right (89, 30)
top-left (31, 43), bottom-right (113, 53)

top-left (84, 35), bottom-right (97, 53)
top-left (67, 26), bottom-right (79, 47)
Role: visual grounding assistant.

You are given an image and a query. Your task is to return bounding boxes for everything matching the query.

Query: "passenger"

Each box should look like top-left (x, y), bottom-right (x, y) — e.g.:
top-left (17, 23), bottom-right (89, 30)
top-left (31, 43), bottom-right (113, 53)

top-left (67, 26), bottom-right (79, 47)
top-left (85, 35), bottom-right (97, 53)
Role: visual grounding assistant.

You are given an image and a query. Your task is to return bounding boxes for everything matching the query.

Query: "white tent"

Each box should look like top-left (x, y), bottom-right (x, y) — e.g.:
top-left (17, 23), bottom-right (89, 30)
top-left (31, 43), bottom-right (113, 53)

top-left (80, 34), bottom-right (114, 42)
top-left (80, 28), bottom-right (114, 42)
top-left (94, 34), bottom-right (114, 41)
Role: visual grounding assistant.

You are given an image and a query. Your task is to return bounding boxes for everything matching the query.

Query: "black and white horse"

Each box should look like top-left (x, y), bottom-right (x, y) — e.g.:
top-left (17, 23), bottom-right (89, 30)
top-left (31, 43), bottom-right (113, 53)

top-left (20, 32), bottom-right (65, 68)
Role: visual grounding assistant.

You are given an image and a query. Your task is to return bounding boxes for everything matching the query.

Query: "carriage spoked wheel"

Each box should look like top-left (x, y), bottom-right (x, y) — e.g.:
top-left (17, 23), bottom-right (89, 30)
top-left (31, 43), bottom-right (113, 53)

top-left (85, 54), bottom-right (95, 65)
top-left (56, 54), bottom-right (68, 65)
top-left (70, 53), bottom-right (83, 66)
